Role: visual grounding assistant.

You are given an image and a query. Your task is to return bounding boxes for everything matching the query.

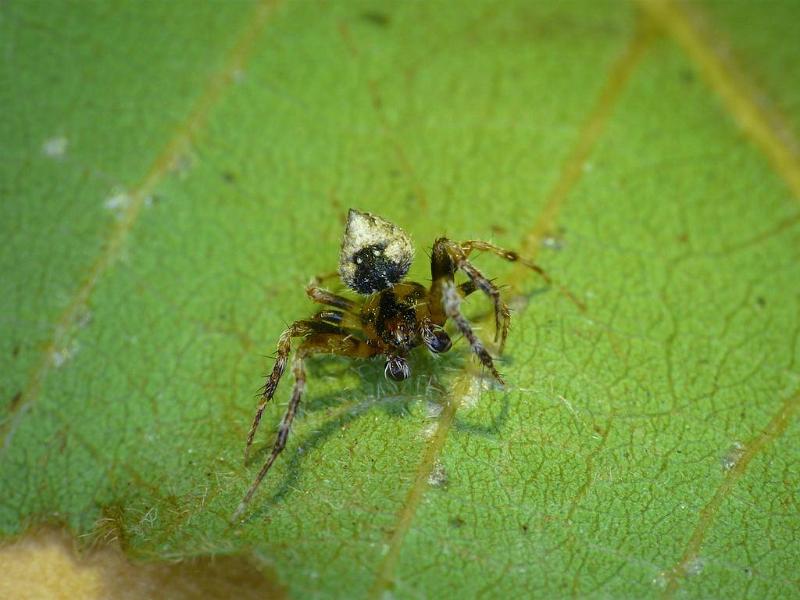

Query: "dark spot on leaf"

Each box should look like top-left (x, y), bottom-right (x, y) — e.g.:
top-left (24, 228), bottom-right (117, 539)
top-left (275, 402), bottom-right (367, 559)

top-left (490, 224), bottom-right (507, 235)
top-left (681, 69), bottom-right (695, 84)
top-left (222, 171), bottom-right (236, 183)
top-left (449, 516), bottom-right (465, 528)
top-left (56, 430), bottom-right (67, 452)
top-left (360, 11), bottom-right (390, 27)
top-left (371, 88), bottom-right (383, 110)
top-left (756, 296), bottom-right (766, 307)
top-left (521, 523), bottom-right (529, 533)
top-left (9, 391), bottom-right (22, 410)
top-left (12, 344), bottom-right (20, 357)
top-left (329, 193), bottom-right (343, 212)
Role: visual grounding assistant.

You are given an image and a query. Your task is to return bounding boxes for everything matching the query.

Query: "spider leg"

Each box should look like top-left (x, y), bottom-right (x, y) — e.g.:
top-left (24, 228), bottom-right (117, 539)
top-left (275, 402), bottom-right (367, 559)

top-left (461, 239), bottom-right (585, 311)
top-left (458, 280), bottom-right (477, 297)
top-left (306, 274), bottom-right (357, 312)
top-left (234, 333), bottom-right (378, 520)
top-left (432, 238), bottom-right (511, 352)
top-left (442, 280), bottom-right (504, 385)
top-left (460, 240), bottom-right (551, 283)
top-left (235, 350), bottom-right (305, 520)
top-left (314, 309), bottom-right (363, 330)
top-left (245, 319), bottom-right (342, 463)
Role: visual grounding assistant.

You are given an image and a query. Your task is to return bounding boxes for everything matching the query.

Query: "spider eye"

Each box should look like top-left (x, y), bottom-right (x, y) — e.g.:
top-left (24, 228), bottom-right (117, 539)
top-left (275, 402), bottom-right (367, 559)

top-left (385, 357), bottom-right (410, 381)
top-left (423, 328), bottom-right (452, 354)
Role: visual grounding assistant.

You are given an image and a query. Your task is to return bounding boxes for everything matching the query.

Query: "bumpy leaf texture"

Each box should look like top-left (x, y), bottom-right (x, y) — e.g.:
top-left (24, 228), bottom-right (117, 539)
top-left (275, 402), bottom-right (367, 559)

top-left (1, 0), bottom-right (799, 598)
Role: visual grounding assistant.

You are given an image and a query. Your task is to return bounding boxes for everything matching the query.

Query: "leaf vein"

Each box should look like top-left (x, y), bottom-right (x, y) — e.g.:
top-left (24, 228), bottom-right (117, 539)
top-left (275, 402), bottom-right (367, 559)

top-left (637, 0), bottom-right (800, 204)
top-left (367, 20), bottom-right (656, 597)
top-left (660, 390), bottom-right (800, 598)
top-left (0, 0), bottom-right (280, 454)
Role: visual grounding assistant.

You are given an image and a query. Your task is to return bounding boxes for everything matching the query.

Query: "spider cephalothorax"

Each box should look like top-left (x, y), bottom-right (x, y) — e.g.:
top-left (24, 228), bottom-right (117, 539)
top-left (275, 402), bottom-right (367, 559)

top-left (234, 209), bottom-right (548, 518)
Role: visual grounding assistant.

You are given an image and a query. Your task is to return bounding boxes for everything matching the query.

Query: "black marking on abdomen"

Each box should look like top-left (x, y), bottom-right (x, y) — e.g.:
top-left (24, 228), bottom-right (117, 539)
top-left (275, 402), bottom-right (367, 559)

top-left (351, 244), bottom-right (408, 294)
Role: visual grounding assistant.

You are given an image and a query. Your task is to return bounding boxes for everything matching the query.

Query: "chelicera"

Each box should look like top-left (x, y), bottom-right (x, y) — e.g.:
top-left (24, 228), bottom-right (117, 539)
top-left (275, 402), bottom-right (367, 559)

top-left (234, 209), bottom-right (552, 518)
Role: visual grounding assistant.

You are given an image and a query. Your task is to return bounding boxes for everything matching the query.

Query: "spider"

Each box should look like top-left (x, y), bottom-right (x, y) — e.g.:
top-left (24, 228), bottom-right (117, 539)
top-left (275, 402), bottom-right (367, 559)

top-left (233, 209), bottom-right (552, 519)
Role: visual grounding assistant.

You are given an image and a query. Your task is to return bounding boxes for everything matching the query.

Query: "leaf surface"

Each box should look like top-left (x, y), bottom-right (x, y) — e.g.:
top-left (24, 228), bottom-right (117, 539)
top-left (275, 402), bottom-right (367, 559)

top-left (1, 1), bottom-right (799, 598)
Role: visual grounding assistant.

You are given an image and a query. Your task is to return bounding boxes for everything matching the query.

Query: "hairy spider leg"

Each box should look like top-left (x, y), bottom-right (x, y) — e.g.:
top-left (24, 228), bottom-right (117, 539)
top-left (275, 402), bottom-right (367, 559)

top-left (429, 238), bottom-right (505, 383)
top-left (457, 280), bottom-right (478, 297)
top-left (246, 276), bottom-right (364, 463)
top-left (442, 281), bottom-right (504, 384)
top-left (235, 333), bottom-right (378, 520)
top-left (461, 239), bottom-right (585, 313)
top-left (245, 319), bottom-right (343, 462)
top-left (306, 276), bottom-right (357, 312)
top-left (432, 238), bottom-right (511, 352)
top-left (313, 309), bottom-right (363, 330)
top-left (460, 239), bottom-right (558, 286)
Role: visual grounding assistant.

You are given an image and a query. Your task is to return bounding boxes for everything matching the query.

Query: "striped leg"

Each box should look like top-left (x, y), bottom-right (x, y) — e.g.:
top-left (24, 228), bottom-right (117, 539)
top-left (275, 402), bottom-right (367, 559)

top-left (235, 334), bottom-right (377, 519)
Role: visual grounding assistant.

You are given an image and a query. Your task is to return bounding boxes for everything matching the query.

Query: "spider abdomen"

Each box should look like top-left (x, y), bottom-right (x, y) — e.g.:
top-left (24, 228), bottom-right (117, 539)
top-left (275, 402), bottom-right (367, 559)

top-left (339, 209), bottom-right (414, 294)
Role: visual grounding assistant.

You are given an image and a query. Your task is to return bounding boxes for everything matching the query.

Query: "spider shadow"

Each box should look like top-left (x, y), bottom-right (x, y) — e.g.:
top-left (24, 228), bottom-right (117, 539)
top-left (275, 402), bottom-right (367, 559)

top-left (243, 347), bottom-right (504, 521)
top-left (452, 393), bottom-right (511, 437)
top-left (240, 289), bottom-right (531, 522)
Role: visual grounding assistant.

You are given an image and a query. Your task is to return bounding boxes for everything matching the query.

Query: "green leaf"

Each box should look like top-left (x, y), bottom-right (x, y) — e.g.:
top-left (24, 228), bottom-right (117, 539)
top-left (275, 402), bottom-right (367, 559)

top-left (2, 0), bottom-right (799, 598)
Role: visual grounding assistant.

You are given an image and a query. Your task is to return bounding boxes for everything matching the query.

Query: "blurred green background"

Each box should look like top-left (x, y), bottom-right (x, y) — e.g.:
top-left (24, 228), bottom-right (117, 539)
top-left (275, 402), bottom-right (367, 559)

top-left (1, 0), bottom-right (799, 598)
